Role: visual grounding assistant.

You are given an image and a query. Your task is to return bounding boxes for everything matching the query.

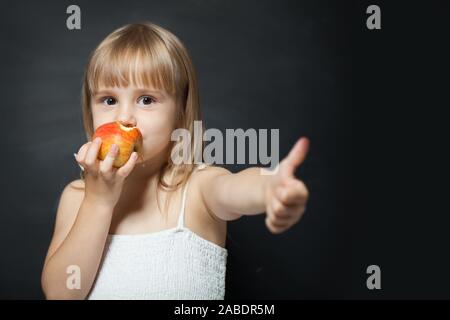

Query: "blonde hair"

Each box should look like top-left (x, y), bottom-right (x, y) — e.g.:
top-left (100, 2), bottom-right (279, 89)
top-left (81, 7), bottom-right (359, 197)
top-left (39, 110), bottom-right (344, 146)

top-left (79, 22), bottom-right (205, 217)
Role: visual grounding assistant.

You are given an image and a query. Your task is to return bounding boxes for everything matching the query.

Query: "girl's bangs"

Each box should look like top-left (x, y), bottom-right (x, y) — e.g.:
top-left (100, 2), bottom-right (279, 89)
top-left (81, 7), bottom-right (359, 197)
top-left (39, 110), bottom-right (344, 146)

top-left (87, 43), bottom-right (179, 96)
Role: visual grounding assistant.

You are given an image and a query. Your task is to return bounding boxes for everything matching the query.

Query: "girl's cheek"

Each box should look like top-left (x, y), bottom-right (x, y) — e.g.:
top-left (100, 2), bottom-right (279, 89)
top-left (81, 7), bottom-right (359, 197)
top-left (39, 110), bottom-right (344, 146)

top-left (91, 113), bottom-right (111, 130)
top-left (144, 130), bottom-right (173, 149)
top-left (146, 118), bottom-right (175, 138)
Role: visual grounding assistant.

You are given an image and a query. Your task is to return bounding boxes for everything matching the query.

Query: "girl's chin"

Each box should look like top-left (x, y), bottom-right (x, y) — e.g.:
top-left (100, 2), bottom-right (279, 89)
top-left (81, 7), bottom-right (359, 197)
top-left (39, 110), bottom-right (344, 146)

top-left (135, 155), bottom-right (152, 167)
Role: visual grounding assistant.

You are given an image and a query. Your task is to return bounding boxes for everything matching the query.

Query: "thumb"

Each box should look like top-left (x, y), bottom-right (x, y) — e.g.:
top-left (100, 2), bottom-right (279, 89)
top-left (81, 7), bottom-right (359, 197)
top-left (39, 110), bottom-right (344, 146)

top-left (282, 137), bottom-right (310, 178)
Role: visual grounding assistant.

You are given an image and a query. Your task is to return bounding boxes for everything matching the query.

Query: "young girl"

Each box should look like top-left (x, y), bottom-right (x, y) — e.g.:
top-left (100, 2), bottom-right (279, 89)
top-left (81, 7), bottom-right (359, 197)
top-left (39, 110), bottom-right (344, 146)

top-left (41, 22), bottom-right (310, 300)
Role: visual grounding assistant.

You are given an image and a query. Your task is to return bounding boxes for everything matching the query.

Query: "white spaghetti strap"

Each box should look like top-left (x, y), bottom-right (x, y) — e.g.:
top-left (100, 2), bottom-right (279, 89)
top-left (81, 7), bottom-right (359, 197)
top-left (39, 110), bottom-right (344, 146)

top-left (176, 180), bottom-right (190, 229)
top-left (176, 163), bottom-right (208, 229)
top-left (197, 162), bottom-right (207, 170)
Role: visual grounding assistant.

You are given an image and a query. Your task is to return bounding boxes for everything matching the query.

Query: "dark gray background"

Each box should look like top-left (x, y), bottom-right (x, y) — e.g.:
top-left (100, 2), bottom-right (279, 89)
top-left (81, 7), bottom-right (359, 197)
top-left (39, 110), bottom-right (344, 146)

top-left (1, 0), bottom-right (448, 299)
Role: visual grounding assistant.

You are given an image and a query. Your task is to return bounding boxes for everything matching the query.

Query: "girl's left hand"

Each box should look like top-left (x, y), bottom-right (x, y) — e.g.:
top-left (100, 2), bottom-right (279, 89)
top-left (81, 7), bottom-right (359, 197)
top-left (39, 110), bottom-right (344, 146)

top-left (265, 137), bottom-right (310, 234)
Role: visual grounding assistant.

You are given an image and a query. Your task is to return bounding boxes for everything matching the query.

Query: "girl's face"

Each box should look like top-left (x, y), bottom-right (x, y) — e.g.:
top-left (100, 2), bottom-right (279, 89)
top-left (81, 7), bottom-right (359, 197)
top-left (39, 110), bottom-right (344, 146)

top-left (91, 84), bottom-right (177, 164)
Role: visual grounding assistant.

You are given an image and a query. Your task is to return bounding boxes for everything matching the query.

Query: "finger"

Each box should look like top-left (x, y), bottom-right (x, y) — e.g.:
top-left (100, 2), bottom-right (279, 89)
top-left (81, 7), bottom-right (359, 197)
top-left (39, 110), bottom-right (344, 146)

top-left (270, 197), bottom-right (292, 220)
top-left (265, 217), bottom-right (289, 234)
top-left (270, 197), bottom-right (305, 224)
top-left (74, 143), bottom-right (92, 171)
top-left (116, 152), bottom-right (138, 178)
top-left (267, 216), bottom-right (290, 229)
top-left (267, 213), bottom-right (304, 237)
top-left (275, 180), bottom-right (309, 206)
top-left (74, 153), bottom-right (85, 171)
top-left (269, 212), bottom-right (292, 225)
top-left (85, 137), bottom-right (102, 168)
top-left (75, 142), bottom-right (91, 163)
top-left (282, 137), bottom-right (310, 178)
top-left (99, 144), bottom-right (119, 176)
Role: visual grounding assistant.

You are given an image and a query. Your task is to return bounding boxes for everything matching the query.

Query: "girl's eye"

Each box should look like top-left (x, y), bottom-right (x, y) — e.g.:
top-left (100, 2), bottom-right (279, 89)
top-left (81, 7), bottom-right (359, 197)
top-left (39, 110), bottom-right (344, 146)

top-left (138, 96), bottom-right (155, 105)
top-left (102, 97), bottom-right (117, 106)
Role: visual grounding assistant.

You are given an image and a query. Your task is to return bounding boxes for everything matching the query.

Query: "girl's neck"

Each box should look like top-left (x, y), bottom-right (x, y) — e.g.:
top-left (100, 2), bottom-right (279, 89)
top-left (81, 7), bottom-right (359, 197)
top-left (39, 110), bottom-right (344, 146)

top-left (118, 148), bottom-right (171, 208)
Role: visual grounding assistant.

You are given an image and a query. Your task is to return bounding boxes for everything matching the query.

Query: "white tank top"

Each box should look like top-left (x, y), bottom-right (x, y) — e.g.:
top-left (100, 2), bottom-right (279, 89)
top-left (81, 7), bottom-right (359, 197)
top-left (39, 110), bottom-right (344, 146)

top-left (87, 165), bottom-right (228, 300)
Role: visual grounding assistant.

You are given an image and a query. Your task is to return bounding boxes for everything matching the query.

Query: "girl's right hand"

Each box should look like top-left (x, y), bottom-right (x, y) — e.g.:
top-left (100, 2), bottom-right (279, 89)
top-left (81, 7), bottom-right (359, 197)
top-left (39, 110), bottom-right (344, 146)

top-left (74, 137), bottom-right (139, 209)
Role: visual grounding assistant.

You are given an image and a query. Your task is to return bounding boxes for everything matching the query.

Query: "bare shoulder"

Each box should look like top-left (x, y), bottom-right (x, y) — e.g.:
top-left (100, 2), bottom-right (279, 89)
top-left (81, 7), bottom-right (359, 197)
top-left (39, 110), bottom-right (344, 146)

top-left (188, 164), bottom-right (232, 208)
top-left (189, 164), bottom-right (242, 222)
top-left (185, 164), bottom-right (231, 247)
top-left (189, 164), bottom-right (231, 203)
top-left (191, 164), bottom-right (231, 181)
top-left (188, 164), bottom-right (231, 219)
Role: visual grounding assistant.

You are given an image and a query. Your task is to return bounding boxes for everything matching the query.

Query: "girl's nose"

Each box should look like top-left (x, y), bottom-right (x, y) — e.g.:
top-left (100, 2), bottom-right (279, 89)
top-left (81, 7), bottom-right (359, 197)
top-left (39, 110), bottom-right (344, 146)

top-left (117, 102), bottom-right (137, 127)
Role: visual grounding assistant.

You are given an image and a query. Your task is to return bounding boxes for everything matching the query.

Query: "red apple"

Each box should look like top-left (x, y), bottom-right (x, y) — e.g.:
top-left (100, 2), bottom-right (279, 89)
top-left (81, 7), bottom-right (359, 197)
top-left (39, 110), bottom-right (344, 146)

top-left (92, 121), bottom-right (143, 168)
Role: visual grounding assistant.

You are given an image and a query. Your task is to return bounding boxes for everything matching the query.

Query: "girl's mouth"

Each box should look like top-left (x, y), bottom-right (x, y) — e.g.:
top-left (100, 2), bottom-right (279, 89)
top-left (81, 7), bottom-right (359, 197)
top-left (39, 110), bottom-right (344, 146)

top-left (119, 122), bottom-right (137, 132)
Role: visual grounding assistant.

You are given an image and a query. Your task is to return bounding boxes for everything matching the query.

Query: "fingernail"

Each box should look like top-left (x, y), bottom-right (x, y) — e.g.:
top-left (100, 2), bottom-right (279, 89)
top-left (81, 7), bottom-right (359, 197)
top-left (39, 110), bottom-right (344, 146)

top-left (73, 153), bottom-right (85, 171)
top-left (95, 137), bottom-right (101, 143)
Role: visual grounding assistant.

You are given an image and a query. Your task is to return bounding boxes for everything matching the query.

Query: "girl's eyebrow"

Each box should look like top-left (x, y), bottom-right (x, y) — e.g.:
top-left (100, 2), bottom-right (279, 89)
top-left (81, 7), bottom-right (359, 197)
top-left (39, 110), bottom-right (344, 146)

top-left (134, 88), bottom-right (165, 98)
top-left (92, 90), bottom-right (116, 97)
top-left (92, 89), bottom-right (165, 98)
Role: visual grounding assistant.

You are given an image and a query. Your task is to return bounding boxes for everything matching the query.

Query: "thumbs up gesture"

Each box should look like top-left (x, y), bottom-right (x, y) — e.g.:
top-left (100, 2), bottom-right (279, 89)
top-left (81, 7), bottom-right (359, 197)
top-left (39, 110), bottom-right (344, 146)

top-left (265, 137), bottom-right (310, 234)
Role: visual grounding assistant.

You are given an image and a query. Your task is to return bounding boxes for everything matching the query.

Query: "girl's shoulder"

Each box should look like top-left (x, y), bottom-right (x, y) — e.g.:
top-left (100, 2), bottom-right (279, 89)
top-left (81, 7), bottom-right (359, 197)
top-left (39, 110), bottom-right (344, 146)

top-left (192, 163), bottom-right (230, 176)
top-left (189, 163), bottom-right (232, 190)
top-left (188, 163), bottom-right (232, 212)
top-left (184, 164), bottom-right (230, 247)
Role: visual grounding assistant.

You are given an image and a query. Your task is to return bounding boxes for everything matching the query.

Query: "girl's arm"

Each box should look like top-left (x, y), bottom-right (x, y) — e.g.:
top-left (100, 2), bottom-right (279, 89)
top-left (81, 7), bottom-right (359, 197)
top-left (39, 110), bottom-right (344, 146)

top-left (41, 181), bottom-right (114, 299)
top-left (198, 137), bottom-right (310, 234)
